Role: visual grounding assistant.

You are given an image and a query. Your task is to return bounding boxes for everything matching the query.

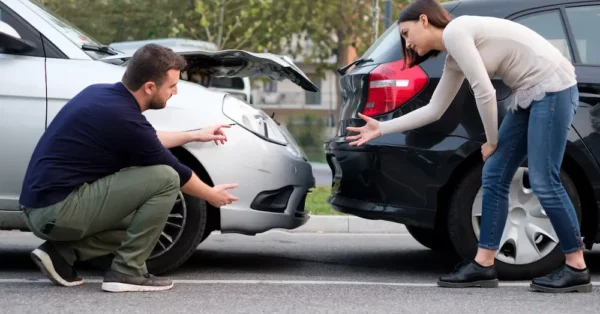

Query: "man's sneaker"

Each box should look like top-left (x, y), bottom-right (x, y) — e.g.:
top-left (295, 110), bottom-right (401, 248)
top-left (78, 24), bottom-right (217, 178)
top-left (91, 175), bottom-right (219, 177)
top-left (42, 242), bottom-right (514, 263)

top-left (530, 264), bottom-right (592, 293)
top-left (30, 241), bottom-right (83, 287)
top-left (101, 269), bottom-right (174, 292)
top-left (437, 260), bottom-right (499, 288)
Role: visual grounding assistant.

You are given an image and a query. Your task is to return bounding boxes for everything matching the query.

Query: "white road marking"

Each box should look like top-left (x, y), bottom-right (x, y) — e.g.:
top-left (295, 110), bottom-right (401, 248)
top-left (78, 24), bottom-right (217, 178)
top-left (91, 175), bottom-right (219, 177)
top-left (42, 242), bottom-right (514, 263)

top-left (261, 231), bottom-right (411, 236)
top-left (0, 278), bottom-right (598, 287)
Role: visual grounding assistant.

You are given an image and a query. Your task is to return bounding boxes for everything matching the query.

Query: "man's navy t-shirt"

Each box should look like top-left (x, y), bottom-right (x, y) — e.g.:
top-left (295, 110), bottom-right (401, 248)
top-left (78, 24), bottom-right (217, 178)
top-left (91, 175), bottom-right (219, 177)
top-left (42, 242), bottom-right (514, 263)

top-left (19, 82), bottom-right (193, 209)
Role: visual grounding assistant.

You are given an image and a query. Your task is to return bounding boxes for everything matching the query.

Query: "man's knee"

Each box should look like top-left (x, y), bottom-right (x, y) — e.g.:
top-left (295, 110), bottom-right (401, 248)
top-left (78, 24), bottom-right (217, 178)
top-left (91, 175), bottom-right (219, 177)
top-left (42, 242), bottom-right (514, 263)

top-left (150, 165), bottom-right (180, 189)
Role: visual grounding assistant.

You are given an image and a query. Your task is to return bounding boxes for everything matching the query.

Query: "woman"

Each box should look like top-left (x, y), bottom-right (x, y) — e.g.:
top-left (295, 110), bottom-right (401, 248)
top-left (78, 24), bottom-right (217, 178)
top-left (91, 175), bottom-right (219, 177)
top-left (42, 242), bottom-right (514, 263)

top-left (346, 0), bottom-right (591, 293)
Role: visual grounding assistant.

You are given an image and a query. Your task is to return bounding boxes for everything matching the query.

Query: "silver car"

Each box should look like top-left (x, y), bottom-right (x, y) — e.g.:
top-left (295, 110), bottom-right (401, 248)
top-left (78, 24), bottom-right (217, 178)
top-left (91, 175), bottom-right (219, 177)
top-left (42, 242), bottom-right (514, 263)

top-left (0, 0), bottom-right (318, 274)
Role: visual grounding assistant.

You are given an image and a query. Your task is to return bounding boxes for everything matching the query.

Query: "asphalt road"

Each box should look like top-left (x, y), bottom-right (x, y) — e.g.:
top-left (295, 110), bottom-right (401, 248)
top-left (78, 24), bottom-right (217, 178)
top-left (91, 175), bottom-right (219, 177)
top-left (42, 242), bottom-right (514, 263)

top-left (2, 230), bottom-right (600, 313)
top-left (311, 162), bottom-right (331, 186)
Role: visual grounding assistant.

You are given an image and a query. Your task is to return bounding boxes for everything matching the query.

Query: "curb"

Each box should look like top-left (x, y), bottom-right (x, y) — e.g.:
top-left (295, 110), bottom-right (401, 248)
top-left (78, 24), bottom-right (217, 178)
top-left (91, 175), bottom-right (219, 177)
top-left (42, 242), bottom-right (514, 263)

top-left (290, 215), bottom-right (408, 234)
top-left (0, 216), bottom-right (408, 235)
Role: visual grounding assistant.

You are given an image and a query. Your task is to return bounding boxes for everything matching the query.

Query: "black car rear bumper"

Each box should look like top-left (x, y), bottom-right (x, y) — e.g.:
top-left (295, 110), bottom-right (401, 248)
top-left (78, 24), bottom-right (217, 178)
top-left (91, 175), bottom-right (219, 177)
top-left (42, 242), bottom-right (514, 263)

top-left (328, 193), bottom-right (436, 228)
top-left (324, 134), bottom-right (479, 228)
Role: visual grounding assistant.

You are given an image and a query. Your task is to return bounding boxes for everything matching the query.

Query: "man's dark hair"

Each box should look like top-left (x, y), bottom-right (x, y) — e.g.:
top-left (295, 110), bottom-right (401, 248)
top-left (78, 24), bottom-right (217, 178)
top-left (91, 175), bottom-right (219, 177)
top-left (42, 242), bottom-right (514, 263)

top-left (122, 44), bottom-right (187, 91)
top-left (398, 0), bottom-right (453, 69)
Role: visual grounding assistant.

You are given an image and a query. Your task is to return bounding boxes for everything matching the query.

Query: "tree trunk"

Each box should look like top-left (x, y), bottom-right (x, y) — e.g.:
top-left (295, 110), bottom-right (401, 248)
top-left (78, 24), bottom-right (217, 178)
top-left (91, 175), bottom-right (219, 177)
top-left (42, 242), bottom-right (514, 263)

top-left (216, 0), bottom-right (225, 48)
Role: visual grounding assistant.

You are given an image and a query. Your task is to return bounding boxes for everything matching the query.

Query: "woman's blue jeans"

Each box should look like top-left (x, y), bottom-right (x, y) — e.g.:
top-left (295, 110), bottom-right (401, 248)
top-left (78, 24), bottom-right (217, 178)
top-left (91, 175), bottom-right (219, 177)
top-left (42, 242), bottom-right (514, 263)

top-left (478, 84), bottom-right (585, 254)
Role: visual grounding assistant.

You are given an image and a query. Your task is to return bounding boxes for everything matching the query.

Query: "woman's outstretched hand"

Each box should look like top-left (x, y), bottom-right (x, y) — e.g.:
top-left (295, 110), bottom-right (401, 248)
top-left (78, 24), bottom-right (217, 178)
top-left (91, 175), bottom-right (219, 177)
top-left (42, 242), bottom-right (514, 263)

top-left (345, 113), bottom-right (382, 146)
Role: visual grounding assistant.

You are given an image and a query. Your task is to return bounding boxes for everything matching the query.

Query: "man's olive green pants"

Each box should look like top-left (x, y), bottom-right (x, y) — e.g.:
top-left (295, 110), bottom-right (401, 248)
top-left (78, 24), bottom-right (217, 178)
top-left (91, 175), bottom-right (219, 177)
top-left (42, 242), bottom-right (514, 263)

top-left (22, 165), bottom-right (180, 276)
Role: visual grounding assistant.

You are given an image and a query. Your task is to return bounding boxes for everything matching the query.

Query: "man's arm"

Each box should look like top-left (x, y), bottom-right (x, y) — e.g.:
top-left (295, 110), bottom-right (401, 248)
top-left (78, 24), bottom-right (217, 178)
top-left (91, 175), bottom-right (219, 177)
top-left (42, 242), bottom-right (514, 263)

top-left (156, 124), bottom-right (231, 149)
top-left (116, 120), bottom-right (238, 207)
top-left (180, 172), bottom-right (214, 200)
top-left (180, 172), bottom-right (238, 207)
top-left (156, 131), bottom-right (195, 149)
top-left (112, 110), bottom-right (238, 206)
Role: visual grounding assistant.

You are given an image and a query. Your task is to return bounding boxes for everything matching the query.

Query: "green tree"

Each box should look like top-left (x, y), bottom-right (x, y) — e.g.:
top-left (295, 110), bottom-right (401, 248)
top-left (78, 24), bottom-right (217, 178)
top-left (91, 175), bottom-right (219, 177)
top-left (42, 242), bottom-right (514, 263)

top-left (38, 0), bottom-right (185, 44)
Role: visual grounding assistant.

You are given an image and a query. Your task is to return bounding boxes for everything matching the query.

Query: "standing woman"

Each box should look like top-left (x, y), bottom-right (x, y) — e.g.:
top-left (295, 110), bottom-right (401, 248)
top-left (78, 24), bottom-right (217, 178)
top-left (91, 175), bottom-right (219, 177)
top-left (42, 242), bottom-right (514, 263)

top-left (346, 0), bottom-right (591, 293)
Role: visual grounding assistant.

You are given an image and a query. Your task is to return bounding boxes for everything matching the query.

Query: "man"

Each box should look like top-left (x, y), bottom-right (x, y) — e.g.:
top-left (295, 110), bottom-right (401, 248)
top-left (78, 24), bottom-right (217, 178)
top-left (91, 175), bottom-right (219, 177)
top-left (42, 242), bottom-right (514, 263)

top-left (19, 44), bottom-right (238, 293)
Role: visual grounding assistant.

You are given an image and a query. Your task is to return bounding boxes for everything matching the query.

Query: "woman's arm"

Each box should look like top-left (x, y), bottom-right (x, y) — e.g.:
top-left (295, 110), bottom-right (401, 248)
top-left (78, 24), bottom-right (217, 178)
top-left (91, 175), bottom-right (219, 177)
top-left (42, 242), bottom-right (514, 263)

top-left (378, 63), bottom-right (465, 135)
top-left (441, 20), bottom-right (498, 145)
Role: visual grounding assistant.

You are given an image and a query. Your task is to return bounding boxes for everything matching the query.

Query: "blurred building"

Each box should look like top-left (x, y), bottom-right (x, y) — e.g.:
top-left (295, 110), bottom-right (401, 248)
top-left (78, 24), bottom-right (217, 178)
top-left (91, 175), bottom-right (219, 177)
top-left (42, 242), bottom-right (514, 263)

top-left (251, 33), bottom-right (360, 139)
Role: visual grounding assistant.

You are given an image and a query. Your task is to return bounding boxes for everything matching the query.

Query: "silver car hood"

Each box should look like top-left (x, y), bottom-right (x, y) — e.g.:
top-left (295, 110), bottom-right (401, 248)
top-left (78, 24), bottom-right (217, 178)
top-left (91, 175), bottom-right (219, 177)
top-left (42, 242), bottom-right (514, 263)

top-left (103, 49), bottom-right (319, 92)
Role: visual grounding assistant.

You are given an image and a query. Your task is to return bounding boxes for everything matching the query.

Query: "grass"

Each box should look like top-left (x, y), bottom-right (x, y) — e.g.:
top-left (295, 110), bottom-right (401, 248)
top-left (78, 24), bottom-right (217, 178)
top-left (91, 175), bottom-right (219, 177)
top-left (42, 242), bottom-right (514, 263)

top-left (306, 151), bottom-right (327, 163)
top-left (306, 185), bottom-right (346, 215)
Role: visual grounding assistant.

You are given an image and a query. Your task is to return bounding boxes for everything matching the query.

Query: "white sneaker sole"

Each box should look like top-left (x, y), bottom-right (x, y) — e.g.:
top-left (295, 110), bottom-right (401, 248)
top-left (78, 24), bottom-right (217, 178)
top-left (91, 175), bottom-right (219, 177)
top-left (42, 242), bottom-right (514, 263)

top-left (31, 249), bottom-right (84, 287)
top-left (101, 282), bottom-right (175, 292)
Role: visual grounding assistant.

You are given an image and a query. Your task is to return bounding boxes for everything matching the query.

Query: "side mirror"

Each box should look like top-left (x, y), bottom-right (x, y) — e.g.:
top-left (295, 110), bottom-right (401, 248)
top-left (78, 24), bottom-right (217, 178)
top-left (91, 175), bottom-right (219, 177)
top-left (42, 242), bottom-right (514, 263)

top-left (0, 22), bottom-right (36, 53)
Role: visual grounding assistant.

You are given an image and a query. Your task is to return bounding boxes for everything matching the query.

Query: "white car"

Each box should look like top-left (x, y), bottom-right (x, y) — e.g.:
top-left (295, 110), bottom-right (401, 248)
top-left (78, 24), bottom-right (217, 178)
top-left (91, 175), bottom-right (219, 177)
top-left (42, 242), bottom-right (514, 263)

top-left (0, 0), bottom-right (318, 274)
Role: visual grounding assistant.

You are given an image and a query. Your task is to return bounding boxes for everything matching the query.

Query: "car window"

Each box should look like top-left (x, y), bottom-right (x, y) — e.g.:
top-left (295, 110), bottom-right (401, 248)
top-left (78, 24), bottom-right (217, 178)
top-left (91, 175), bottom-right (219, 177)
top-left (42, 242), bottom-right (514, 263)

top-left (513, 10), bottom-right (572, 62)
top-left (565, 5), bottom-right (600, 65)
top-left (360, 2), bottom-right (460, 65)
top-left (361, 23), bottom-right (402, 64)
top-left (0, 3), bottom-right (44, 57)
top-left (26, 0), bottom-right (103, 48)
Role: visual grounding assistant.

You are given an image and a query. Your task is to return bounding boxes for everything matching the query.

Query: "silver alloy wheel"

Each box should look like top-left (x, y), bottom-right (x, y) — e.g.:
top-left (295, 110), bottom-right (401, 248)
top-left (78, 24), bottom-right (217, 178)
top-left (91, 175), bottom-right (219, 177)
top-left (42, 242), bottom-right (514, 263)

top-left (149, 191), bottom-right (187, 259)
top-left (471, 167), bottom-right (559, 265)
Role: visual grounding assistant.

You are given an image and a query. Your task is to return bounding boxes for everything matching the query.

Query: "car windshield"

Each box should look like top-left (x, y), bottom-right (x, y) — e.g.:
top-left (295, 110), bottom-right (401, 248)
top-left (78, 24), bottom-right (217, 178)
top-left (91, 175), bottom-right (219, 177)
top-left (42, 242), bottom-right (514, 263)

top-left (24, 0), bottom-right (107, 56)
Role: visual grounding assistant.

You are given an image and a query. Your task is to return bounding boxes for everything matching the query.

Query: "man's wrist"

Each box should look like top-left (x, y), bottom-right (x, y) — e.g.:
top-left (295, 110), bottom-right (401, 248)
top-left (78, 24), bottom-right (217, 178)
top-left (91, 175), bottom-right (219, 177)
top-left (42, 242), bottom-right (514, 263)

top-left (186, 130), bottom-right (200, 142)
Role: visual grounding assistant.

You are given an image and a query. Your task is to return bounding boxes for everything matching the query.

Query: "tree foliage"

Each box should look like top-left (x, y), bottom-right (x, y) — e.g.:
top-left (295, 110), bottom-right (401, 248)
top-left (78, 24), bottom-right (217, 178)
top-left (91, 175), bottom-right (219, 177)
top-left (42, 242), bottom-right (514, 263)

top-left (39, 0), bottom-right (411, 73)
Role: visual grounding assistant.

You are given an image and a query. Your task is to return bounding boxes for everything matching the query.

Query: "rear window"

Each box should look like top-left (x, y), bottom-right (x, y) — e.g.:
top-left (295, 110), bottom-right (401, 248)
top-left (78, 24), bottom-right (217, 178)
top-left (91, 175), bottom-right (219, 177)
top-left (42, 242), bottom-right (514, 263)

top-left (361, 23), bottom-right (402, 64)
top-left (361, 1), bottom-right (460, 64)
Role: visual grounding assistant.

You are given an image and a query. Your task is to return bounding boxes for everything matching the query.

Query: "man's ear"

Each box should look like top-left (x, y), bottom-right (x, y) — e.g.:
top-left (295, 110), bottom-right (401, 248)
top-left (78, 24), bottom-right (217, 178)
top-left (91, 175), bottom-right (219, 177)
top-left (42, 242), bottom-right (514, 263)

top-left (143, 81), bottom-right (156, 95)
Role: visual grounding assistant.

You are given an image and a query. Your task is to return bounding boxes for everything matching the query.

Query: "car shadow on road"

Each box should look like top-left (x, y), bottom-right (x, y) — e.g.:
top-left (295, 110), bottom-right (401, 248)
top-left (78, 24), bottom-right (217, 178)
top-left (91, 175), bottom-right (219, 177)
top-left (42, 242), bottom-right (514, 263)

top-left (0, 248), bottom-right (39, 270)
top-left (172, 245), bottom-right (464, 279)
top-left (172, 241), bottom-right (600, 280)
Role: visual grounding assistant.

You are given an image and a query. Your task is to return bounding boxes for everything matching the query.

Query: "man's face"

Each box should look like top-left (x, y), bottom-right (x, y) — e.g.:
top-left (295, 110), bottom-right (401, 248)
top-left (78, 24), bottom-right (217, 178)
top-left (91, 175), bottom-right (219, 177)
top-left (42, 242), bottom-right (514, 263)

top-left (147, 69), bottom-right (180, 110)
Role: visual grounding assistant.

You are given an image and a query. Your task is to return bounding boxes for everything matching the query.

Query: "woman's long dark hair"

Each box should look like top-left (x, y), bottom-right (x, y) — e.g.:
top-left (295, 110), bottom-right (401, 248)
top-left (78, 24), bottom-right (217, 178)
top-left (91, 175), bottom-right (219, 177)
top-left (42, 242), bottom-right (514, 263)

top-left (398, 0), bottom-right (453, 69)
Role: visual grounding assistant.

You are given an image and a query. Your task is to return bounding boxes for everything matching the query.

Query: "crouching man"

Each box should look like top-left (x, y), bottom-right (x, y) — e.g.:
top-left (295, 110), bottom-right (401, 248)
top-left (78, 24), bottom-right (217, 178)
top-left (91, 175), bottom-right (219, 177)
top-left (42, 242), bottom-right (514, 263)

top-left (18, 44), bottom-right (238, 293)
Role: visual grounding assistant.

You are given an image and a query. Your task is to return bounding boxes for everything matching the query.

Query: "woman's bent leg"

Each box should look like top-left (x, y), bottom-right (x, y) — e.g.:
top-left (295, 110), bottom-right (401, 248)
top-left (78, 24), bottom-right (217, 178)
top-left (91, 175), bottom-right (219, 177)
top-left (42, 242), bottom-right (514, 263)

top-left (527, 85), bottom-right (591, 293)
top-left (438, 107), bottom-right (529, 288)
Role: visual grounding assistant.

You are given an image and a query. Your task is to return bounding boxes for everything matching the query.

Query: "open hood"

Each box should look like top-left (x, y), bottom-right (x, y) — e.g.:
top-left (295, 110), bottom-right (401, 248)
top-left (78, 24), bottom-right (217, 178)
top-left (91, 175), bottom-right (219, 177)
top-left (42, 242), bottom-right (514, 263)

top-left (179, 50), bottom-right (318, 92)
top-left (103, 49), bottom-right (319, 92)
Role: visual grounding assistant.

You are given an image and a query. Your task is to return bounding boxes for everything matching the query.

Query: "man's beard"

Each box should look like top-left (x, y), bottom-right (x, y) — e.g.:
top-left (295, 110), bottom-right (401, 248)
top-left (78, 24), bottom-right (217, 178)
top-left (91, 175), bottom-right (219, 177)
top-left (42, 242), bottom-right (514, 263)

top-left (148, 95), bottom-right (167, 110)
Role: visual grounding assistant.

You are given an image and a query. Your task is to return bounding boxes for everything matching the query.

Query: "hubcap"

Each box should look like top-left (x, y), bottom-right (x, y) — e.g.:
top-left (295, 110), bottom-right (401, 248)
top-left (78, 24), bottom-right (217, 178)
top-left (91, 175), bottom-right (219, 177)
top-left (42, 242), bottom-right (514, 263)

top-left (149, 192), bottom-right (187, 259)
top-left (471, 167), bottom-right (558, 265)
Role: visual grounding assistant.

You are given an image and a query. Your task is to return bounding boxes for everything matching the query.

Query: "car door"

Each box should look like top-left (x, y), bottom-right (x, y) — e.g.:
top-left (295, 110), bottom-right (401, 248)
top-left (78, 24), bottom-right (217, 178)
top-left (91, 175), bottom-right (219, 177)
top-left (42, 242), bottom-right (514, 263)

top-left (507, 6), bottom-right (585, 167)
top-left (0, 3), bottom-right (47, 211)
top-left (560, 3), bottom-right (600, 162)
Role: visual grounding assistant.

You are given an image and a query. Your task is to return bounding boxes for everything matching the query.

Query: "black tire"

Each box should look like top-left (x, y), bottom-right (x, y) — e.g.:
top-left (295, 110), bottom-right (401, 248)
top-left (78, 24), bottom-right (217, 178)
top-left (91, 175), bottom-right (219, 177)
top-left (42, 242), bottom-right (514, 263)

top-left (405, 225), bottom-right (454, 252)
top-left (447, 163), bottom-right (582, 280)
top-left (146, 192), bottom-right (208, 275)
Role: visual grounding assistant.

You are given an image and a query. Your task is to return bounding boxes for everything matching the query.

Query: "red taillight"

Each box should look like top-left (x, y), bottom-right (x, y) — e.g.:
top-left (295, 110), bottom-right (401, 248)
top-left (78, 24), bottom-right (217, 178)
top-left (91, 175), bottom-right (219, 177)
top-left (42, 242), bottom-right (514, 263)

top-left (363, 59), bottom-right (428, 117)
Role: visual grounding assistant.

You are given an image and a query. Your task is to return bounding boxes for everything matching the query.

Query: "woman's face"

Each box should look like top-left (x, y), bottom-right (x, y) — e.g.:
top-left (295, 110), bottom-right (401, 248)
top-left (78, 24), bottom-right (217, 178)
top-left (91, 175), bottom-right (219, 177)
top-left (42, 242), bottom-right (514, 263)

top-left (399, 15), bottom-right (434, 56)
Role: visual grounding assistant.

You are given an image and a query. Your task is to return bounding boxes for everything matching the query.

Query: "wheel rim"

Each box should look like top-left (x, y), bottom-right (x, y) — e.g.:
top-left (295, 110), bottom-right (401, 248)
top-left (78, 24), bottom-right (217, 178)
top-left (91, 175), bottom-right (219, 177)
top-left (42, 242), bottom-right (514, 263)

top-left (149, 191), bottom-right (187, 259)
top-left (471, 167), bottom-right (559, 265)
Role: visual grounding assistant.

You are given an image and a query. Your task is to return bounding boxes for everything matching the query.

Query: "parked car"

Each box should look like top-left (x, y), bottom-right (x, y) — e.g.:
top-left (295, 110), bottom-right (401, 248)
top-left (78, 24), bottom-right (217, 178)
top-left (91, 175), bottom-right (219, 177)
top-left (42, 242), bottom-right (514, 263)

top-left (326, 0), bottom-right (600, 279)
top-left (109, 38), bottom-right (254, 105)
top-left (0, 0), bottom-right (317, 274)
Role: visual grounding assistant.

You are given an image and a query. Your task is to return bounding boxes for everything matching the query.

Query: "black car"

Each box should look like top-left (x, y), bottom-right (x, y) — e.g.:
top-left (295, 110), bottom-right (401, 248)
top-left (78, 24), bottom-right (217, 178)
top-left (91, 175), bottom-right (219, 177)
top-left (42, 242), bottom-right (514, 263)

top-left (325, 0), bottom-right (600, 279)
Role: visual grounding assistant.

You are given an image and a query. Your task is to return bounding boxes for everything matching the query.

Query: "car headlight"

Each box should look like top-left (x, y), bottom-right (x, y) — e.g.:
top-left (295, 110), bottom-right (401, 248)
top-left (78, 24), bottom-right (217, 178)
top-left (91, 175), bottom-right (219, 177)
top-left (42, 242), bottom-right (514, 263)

top-left (222, 95), bottom-right (306, 159)
top-left (279, 125), bottom-right (307, 160)
top-left (222, 94), bottom-right (287, 144)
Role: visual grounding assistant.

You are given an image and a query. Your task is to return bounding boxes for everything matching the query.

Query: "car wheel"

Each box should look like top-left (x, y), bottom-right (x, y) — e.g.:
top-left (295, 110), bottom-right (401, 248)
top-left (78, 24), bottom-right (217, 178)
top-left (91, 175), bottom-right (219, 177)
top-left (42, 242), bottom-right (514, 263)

top-left (447, 163), bottom-right (581, 280)
top-left (405, 225), bottom-right (454, 252)
top-left (146, 191), bottom-right (208, 275)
